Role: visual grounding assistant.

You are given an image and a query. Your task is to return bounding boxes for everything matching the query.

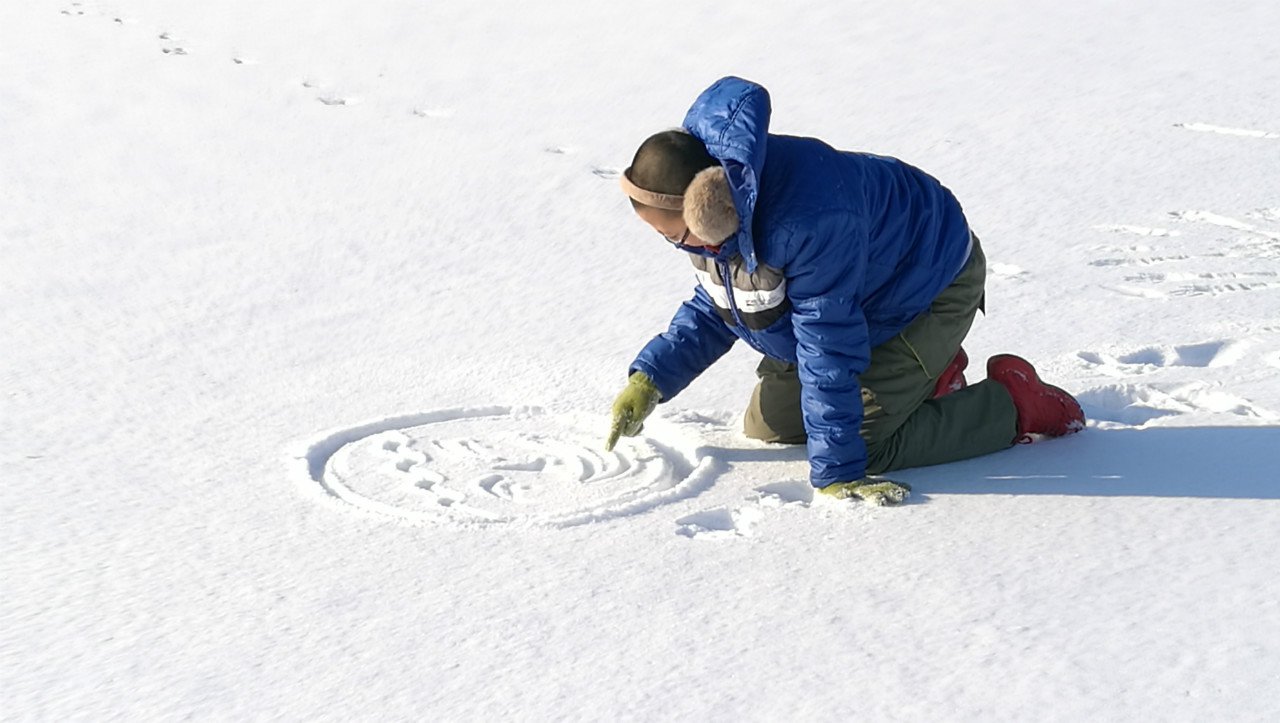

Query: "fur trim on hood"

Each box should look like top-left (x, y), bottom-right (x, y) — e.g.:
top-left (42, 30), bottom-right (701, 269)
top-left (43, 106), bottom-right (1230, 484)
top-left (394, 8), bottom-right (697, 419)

top-left (683, 166), bottom-right (739, 245)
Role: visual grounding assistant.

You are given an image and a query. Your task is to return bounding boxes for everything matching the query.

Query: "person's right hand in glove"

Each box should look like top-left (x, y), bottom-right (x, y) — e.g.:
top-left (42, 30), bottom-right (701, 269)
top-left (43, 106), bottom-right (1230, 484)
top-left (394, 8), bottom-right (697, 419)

top-left (604, 371), bottom-right (661, 451)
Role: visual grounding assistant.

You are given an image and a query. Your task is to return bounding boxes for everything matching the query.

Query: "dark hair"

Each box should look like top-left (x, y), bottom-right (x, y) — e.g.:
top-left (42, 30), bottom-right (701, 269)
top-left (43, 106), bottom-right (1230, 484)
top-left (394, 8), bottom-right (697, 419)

top-left (628, 130), bottom-right (717, 210)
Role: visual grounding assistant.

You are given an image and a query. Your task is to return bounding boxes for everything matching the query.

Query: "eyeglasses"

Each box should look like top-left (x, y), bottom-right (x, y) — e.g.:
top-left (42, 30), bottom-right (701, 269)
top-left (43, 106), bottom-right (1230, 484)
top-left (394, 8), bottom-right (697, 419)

top-left (660, 227), bottom-right (690, 245)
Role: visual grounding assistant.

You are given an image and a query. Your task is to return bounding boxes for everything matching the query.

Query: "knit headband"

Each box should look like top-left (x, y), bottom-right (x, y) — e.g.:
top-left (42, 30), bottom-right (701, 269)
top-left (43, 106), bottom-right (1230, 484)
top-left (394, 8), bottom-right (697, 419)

top-left (618, 168), bottom-right (684, 211)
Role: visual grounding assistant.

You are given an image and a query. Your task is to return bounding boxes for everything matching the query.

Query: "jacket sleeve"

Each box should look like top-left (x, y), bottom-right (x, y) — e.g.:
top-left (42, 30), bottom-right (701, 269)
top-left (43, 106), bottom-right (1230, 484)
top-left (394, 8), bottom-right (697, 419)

top-left (784, 222), bottom-right (873, 486)
top-left (630, 284), bottom-right (738, 401)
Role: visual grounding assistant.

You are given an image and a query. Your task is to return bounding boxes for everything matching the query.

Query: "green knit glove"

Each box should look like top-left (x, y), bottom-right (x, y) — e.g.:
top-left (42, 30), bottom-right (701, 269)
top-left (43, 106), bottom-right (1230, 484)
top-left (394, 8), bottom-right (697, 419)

top-left (818, 478), bottom-right (912, 506)
top-left (604, 371), bottom-right (661, 451)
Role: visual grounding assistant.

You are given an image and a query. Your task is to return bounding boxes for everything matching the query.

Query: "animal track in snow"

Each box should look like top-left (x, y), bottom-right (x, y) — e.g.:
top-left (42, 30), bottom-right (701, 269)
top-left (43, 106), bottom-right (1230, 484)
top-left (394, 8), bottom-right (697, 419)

top-left (1094, 207), bottom-right (1280, 297)
top-left (157, 32), bottom-right (188, 56)
top-left (411, 108), bottom-right (454, 119)
top-left (1095, 225), bottom-right (1178, 238)
top-left (1122, 271), bottom-right (1278, 283)
top-left (299, 79), bottom-right (360, 107)
top-left (1168, 279), bottom-right (1280, 297)
top-left (1100, 223), bottom-right (1177, 238)
top-left (1089, 253), bottom-right (1192, 268)
top-left (294, 406), bottom-right (717, 528)
top-left (1117, 271), bottom-right (1280, 298)
top-left (51, 4), bottom-right (452, 119)
top-left (1169, 210), bottom-right (1280, 245)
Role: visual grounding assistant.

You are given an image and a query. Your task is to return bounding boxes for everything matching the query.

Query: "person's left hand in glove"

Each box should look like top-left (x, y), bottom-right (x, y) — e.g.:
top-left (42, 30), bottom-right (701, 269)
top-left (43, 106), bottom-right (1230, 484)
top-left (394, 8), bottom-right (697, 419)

top-left (818, 477), bottom-right (912, 506)
top-left (604, 371), bottom-right (661, 451)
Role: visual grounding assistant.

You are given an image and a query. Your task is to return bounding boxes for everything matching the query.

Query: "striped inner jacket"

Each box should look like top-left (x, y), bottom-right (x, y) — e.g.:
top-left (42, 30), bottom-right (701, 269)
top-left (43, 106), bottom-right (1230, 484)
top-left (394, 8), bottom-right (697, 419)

top-left (629, 76), bottom-right (972, 486)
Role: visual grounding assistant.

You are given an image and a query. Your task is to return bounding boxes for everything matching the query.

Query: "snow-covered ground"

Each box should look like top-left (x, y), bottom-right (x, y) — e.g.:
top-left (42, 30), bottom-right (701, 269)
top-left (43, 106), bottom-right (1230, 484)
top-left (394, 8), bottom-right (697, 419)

top-left (4, 1), bottom-right (1280, 719)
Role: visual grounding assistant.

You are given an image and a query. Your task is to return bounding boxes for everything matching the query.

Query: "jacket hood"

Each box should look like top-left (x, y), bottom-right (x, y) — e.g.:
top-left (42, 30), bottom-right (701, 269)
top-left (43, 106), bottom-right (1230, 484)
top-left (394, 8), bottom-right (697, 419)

top-left (682, 76), bottom-right (772, 272)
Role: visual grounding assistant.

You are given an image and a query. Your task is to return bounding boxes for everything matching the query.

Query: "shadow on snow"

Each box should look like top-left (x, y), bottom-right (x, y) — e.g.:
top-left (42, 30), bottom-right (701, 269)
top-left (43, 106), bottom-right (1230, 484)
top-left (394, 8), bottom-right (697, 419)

top-left (702, 427), bottom-right (1280, 499)
top-left (904, 426), bottom-right (1280, 499)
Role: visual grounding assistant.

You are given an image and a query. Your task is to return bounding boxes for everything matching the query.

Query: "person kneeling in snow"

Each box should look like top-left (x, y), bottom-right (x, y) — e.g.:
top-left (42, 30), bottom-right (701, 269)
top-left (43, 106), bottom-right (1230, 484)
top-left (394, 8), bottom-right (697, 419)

top-left (603, 76), bottom-right (1085, 505)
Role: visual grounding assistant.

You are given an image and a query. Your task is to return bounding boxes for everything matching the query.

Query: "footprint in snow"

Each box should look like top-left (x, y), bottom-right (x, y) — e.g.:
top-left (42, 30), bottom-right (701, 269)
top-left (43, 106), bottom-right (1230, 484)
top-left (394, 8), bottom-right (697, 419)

top-left (1078, 340), bottom-right (1252, 373)
top-left (675, 480), bottom-right (820, 540)
top-left (1075, 340), bottom-right (1278, 425)
top-left (1076, 382), bottom-right (1277, 427)
top-left (676, 507), bottom-right (763, 539)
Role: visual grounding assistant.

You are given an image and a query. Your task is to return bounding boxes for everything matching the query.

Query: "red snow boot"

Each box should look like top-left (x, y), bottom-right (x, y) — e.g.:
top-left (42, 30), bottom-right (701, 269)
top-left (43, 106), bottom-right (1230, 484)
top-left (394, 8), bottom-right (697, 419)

top-left (931, 347), bottom-right (969, 398)
top-left (986, 354), bottom-right (1085, 444)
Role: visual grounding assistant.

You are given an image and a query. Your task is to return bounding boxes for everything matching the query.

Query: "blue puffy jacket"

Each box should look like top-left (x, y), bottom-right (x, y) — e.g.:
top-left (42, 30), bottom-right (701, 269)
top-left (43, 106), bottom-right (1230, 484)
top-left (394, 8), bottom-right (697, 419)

top-left (630, 77), bottom-right (972, 485)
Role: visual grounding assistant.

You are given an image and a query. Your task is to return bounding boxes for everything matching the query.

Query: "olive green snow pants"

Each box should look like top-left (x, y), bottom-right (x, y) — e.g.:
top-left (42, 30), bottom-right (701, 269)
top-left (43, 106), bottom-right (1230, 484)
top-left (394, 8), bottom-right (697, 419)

top-left (743, 234), bottom-right (1018, 475)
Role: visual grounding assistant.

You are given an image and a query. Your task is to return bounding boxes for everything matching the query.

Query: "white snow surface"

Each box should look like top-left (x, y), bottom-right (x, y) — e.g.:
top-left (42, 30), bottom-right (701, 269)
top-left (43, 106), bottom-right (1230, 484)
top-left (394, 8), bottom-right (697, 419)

top-left (5, 1), bottom-right (1280, 720)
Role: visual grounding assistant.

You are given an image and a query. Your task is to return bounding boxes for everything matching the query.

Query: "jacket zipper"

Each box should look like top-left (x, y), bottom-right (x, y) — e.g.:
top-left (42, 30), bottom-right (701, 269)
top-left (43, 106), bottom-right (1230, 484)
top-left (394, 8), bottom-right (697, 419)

top-left (720, 261), bottom-right (765, 354)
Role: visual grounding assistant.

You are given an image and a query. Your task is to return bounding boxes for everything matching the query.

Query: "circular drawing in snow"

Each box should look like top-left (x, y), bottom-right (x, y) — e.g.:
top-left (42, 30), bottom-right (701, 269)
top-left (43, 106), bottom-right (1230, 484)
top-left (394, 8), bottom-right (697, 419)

top-left (295, 406), bottom-right (716, 527)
